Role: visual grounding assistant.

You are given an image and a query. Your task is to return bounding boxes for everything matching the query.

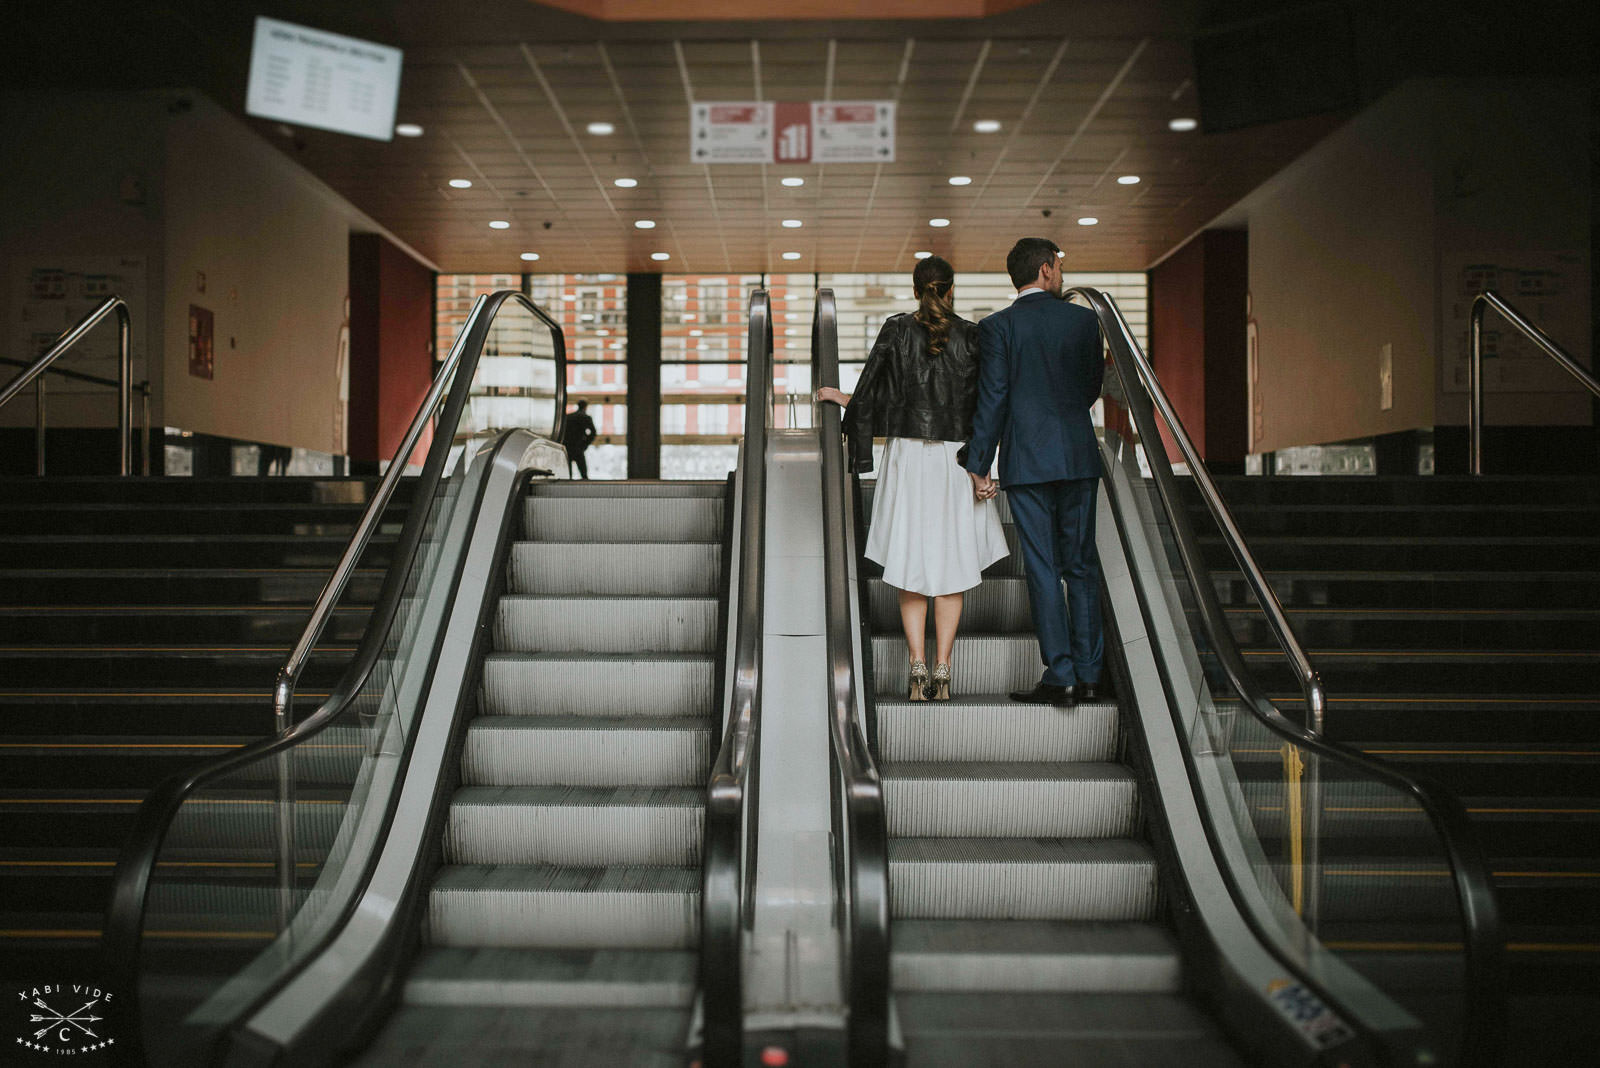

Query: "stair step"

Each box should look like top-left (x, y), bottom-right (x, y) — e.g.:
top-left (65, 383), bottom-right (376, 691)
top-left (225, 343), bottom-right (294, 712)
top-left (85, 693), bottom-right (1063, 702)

top-left (1202, 536), bottom-right (1600, 571)
top-left (523, 497), bottom-right (722, 543)
top-left (0, 534), bottom-right (398, 569)
top-left (877, 699), bottom-right (1117, 762)
top-left (888, 838), bottom-right (1157, 921)
top-left (0, 476), bottom-right (410, 506)
top-left (882, 762), bottom-right (1138, 837)
top-left (461, 717), bottom-right (711, 788)
top-left (480, 654), bottom-right (715, 718)
top-left (443, 786), bottom-right (703, 866)
top-left (403, 946), bottom-right (696, 1008)
top-left (494, 597), bottom-right (716, 654)
top-left (0, 605), bottom-right (372, 644)
top-left (1213, 571), bottom-right (1600, 611)
top-left (427, 864), bottom-right (699, 949)
top-left (0, 502), bottom-right (385, 536)
top-left (1207, 475), bottom-right (1600, 508)
top-left (509, 543), bottom-right (720, 597)
top-left (0, 644), bottom-right (355, 688)
top-left (1190, 502), bottom-right (1600, 538)
top-left (891, 920), bottom-right (1181, 993)
top-left (1229, 610), bottom-right (1600, 650)
top-left (0, 567), bottom-right (387, 606)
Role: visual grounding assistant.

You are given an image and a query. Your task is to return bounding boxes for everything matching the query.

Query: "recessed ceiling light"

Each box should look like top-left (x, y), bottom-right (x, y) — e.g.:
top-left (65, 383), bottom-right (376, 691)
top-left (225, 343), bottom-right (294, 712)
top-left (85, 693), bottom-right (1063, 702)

top-left (586, 121), bottom-right (616, 135)
top-left (489, 220), bottom-right (511, 229)
top-left (781, 177), bottom-right (805, 187)
top-left (973, 119), bottom-right (1001, 133)
top-left (929, 218), bottom-right (950, 228)
top-left (948, 176), bottom-right (972, 186)
top-left (781, 252), bottom-right (801, 260)
top-left (914, 251), bottom-right (933, 259)
top-left (448, 178), bottom-right (473, 189)
top-left (651, 252), bottom-right (670, 261)
top-left (520, 252), bottom-right (539, 261)
top-left (635, 219), bottom-right (656, 229)
top-left (1117, 175), bottom-right (1141, 185)
top-left (781, 219), bottom-right (803, 228)
top-left (395, 123), bottom-right (424, 137)
top-left (614, 178), bottom-right (639, 188)
top-left (1077, 216), bottom-right (1099, 226)
top-left (1168, 117), bottom-right (1198, 132)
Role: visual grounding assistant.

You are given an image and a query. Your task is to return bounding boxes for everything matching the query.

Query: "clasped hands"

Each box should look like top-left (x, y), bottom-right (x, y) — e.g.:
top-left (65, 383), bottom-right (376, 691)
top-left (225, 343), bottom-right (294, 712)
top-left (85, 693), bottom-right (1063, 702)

top-left (967, 470), bottom-right (998, 502)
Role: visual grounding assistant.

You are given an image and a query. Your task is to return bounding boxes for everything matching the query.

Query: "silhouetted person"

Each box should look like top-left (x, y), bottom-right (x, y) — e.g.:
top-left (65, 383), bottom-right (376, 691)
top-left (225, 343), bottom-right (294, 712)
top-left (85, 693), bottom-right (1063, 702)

top-left (258, 443), bottom-right (292, 476)
top-left (562, 400), bottom-right (597, 479)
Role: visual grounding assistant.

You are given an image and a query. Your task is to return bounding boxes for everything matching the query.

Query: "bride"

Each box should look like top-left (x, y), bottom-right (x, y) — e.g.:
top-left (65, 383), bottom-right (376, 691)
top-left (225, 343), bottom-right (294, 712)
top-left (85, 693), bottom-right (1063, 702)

top-left (816, 255), bottom-right (1008, 701)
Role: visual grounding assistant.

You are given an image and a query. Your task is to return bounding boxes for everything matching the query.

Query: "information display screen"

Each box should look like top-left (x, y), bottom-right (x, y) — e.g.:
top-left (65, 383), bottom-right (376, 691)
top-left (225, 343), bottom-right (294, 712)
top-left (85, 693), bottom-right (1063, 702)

top-left (245, 16), bottom-right (403, 142)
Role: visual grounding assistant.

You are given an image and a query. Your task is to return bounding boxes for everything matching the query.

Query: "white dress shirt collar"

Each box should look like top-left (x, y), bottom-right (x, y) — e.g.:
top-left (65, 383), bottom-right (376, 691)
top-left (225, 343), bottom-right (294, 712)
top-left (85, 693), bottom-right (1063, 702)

top-left (1015, 286), bottom-right (1046, 299)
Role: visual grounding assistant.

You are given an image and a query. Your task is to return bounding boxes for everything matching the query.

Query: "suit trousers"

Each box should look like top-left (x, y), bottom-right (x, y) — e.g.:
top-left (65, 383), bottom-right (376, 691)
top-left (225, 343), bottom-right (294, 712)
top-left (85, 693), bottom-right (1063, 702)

top-left (1006, 478), bottom-right (1103, 688)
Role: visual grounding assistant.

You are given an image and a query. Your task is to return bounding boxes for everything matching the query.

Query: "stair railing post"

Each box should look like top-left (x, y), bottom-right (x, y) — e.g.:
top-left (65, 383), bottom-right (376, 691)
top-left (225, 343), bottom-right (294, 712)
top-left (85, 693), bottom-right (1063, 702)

top-left (117, 303), bottom-right (131, 476)
top-left (1469, 298), bottom-right (1485, 476)
top-left (35, 376), bottom-right (46, 476)
top-left (141, 387), bottom-right (151, 476)
top-left (272, 669), bottom-right (297, 932)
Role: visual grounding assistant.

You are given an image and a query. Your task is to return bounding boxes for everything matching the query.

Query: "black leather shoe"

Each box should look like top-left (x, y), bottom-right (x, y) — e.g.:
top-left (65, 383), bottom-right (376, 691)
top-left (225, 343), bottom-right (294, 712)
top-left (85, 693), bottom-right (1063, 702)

top-left (1009, 682), bottom-right (1076, 708)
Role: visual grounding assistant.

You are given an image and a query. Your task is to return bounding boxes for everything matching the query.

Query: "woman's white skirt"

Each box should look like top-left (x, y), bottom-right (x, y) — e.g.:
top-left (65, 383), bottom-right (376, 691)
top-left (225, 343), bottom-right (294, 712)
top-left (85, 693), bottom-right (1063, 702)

top-left (865, 437), bottom-right (1009, 597)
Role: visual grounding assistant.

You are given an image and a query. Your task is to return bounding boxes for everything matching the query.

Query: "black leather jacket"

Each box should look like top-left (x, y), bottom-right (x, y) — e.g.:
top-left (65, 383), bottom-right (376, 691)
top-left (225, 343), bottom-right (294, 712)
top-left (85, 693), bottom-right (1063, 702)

top-left (842, 312), bottom-right (980, 473)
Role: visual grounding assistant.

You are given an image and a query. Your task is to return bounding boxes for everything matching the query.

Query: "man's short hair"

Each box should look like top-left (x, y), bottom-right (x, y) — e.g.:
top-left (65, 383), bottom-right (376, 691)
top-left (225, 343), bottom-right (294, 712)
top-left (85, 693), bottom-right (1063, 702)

top-left (1006, 238), bottom-right (1062, 289)
top-left (575, 399), bottom-right (588, 410)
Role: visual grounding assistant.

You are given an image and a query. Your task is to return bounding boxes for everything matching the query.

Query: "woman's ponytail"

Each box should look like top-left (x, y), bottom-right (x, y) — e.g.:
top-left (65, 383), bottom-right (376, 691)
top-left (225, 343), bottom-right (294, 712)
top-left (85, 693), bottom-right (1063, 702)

top-left (911, 255), bottom-right (956, 356)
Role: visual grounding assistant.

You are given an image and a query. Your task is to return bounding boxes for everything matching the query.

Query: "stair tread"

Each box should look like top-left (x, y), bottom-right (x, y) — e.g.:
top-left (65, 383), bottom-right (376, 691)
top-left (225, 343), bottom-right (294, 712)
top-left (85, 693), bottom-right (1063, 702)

top-left (889, 839), bottom-right (1153, 864)
top-left (405, 946), bottom-right (696, 996)
top-left (450, 786), bottom-right (704, 807)
top-left (433, 864), bottom-right (700, 894)
top-left (892, 919), bottom-right (1178, 957)
top-left (467, 716), bottom-right (710, 732)
top-left (882, 761), bottom-right (1136, 782)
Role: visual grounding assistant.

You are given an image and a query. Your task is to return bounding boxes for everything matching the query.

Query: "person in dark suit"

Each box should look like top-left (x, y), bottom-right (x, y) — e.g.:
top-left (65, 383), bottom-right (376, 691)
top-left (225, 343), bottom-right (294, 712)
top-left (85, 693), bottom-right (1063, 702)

top-left (961, 237), bottom-right (1105, 708)
top-left (561, 399), bottom-right (597, 479)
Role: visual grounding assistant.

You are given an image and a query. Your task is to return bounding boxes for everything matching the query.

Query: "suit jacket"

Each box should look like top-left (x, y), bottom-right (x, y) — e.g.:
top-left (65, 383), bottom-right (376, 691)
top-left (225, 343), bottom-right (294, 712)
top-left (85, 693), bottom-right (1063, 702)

top-left (963, 291), bottom-right (1103, 487)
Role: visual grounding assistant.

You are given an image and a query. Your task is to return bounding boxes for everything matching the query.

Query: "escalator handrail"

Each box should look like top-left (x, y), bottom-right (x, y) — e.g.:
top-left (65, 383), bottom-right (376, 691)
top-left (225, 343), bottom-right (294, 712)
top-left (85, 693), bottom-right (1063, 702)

top-left (699, 289), bottom-right (771, 1066)
top-left (1073, 285), bottom-right (1505, 1066)
top-left (101, 290), bottom-right (566, 1006)
top-left (813, 288), bottom-right (891, 1064)
top-left (1469, 289), bottom-right (1600, 475)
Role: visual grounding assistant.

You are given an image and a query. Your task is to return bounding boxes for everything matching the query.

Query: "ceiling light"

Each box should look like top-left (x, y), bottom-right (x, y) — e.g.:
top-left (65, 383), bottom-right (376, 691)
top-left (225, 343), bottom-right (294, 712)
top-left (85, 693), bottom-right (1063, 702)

top-left (489, 220), bottom-right (511, 230)
top-left (520, 252), bottom-right (540, 261)
top-left (1168, 117), bottom-right (1198, 132)
top-left (782, 252), bottom-right (801, 260)
top-left (586, 121), bottom-right (616, 135)
top-left (1117, 175), bottom-right (1141, 185)
top-left (929, 218), bottom-right (950, 228)
top-left (651, 252), bottom-right (670, 261)
top-left (948, 176), bottom-right (972, 186)
top-left (635, 219), bottom-right (656, 229)
top-left (614, 178), bottom-right (639, 188)
top-left (781, 219), bottom-right (803, 228)
top-left (914, 251), bottom-right (933, 259)
top-left (973, 119), bottom-right (1001, 133)
top-left (1077, 216), bottom-right (1099, 226)
top-left (395, 123), bottom-right (424, 137)
top-left (781, 177), bottom-right (805, 187)
top-left (448, 178), bottom-right (473, 189)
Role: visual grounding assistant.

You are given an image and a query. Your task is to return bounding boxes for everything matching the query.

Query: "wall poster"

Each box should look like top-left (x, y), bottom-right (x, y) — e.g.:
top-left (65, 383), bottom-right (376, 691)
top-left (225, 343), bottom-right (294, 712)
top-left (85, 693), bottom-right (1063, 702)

top-left (1442, 251), bottom-right (1591, 393)
top-left (9, 256), bottom-right (147, 398)
top-left (188, 305), bottom-right (214, 380)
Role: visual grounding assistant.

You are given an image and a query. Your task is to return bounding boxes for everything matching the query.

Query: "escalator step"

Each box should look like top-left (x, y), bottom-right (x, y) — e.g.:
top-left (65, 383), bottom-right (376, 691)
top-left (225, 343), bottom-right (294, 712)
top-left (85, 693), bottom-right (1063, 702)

top-left (509, 543), bottom-right (720, 597)
top-left (481, 654), bottom-right (715, 718)
top-left (882, 762), bottom-right (1138, 837)
top-left (888, 838), bottom-right (1157, 921)
top-left (872, 636), bottom-right (1040, 696)
top-left (877, 699), bottom-right (1117, 762)
top-left (494, 597), bottom-right (716, 654)
top-left (444, 785), bottom-right (703, 866)
top-left (867, 576), bottom-right (1032, 632)
top-left (891, 919), bottom-right (1181, 993)
top-left (404, 946), bottom-right (696, 1008)
top-left (461, 717), bottom-right (711, 788)
top-left (428, 864), bottom-right (699, 949)
top-left (522, 497), bottom-right (722, 543)
top-left (349, 1005), bottom-right (691, 1068)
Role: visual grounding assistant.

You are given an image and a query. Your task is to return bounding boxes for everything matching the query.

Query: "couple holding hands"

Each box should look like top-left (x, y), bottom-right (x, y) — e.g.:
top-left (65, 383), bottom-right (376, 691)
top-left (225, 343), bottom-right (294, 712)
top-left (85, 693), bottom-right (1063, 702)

top-left (816, 237), bottom-right (1105, 708)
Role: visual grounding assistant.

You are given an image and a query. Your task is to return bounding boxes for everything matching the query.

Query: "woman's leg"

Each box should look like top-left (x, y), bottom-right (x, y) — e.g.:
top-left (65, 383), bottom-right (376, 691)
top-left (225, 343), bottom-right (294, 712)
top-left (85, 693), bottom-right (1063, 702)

top-left (932, 593), bottom-right (963, 666)
top-left (898, 588), bottom-right (928, 663)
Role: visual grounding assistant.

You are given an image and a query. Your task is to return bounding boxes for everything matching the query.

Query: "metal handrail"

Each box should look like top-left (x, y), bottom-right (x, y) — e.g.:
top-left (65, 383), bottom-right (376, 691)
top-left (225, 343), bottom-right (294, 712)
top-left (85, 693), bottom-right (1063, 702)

top-left (1470, 289), bottom-right (1600, 475)
top-left (814, 288), bottom-right (891, 1065)
top-left (0, 357), bottom-right (152, 477)
top-left (0, 295), bottom-right (134, 475)
top-left (103, 291), bottom-right (565, 1052)
top-left (699, 289), bottom-right (771, 1067)
top-left (1073, 286), bottom-right (1505, 1066)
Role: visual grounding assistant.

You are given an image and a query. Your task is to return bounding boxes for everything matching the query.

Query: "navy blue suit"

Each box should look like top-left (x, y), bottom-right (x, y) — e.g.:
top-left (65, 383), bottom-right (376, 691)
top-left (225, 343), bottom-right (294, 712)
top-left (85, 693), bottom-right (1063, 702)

top-left (963, 291), bottom-right (1105, 688)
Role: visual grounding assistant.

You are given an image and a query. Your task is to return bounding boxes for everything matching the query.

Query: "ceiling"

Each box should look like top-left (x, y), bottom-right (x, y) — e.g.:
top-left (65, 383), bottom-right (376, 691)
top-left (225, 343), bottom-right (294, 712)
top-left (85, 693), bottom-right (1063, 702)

top-left (14, 0), bottom-right (1589, 275)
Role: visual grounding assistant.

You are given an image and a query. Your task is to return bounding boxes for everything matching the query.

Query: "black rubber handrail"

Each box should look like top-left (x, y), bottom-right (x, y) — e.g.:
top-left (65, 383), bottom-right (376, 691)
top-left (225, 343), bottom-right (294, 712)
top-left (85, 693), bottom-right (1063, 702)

top-left (699, 289), bottom-right (771, 1067)
top-left (813, 288), bottom-right (891, 1065)
top-left (101, 290), bottom-right (565, 1058)
top-left (1074, 285), bottom-right (1505, 1067)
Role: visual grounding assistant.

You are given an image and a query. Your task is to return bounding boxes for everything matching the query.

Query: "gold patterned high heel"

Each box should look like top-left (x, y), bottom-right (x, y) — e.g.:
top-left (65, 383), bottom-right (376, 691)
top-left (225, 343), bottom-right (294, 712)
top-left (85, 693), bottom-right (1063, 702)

top-left (931, 662), bottom-right (952, 701)
top-left (908, 659), bottom-right (930, 702)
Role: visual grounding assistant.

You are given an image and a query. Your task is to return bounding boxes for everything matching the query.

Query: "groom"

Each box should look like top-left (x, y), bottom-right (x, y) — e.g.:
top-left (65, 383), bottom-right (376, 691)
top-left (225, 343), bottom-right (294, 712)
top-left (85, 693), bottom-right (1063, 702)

top-left (960, 237), bottom-right (1105, 707)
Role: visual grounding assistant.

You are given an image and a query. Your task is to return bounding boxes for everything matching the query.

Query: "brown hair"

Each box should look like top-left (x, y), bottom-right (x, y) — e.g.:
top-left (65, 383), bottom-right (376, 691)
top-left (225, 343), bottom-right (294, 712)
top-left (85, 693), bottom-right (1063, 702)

top-left (912, 255), bottom-right (956, 356)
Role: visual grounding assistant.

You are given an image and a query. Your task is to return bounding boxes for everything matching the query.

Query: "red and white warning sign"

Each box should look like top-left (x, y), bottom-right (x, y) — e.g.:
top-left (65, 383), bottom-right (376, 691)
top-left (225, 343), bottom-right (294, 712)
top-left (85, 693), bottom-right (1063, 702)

top-left (691, 101), bottom-right (895, 164)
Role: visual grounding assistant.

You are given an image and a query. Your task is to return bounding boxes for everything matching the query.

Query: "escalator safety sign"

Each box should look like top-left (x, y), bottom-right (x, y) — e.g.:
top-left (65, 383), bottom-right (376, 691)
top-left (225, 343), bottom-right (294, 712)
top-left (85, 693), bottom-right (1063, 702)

top-left (1266, 979), bottom-right (1356, 1049)
top-left (691, 101), bottom-right (894, 164)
